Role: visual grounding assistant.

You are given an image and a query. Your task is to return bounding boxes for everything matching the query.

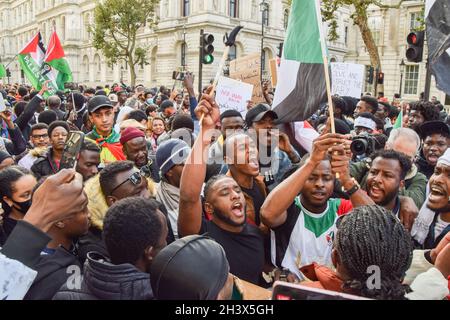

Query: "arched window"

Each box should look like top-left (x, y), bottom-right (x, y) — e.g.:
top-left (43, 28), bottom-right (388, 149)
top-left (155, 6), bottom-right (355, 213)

top-left (94, 54), bottom-right (101, 81)
top-left (61, 16), bottom-right (66, 40)
top-left (82, 56), bottom-right (90, 82)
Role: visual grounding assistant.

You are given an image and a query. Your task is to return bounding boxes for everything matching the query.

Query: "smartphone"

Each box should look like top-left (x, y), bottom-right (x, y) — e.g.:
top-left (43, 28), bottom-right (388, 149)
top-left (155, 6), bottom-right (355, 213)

top-left (59, 131), bottom-right (85, 170)
top-left (172, 71), bottom-right (186, 81)
top-left (271, 281), bottom-right (371, 300)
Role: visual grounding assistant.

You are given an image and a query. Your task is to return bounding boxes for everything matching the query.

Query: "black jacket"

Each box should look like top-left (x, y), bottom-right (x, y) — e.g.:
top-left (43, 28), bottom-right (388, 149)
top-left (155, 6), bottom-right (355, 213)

top-left (1, 124), bottom-right (27, 155)
top-left (24, 245), bottom-right (82, 300)
top-left (416, 153), bottom-right (435, 179)
top-left (31, 147), bottom-right (59, 180)
top-left (15, 95), bottom-right (44, 140)
top-left (77, 226), bottom-right (109, 265)
top-left (53, 252), bottom-right (153, 300)
top-left (0, 220), bottom-right (51, 269)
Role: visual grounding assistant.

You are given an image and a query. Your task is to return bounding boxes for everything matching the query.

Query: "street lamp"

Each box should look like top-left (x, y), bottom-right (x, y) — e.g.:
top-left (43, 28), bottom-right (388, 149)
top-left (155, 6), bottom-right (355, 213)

top-left (399, 59), bottom-right (405, 98)
top-left (260, 0), bottom-right (269, 82)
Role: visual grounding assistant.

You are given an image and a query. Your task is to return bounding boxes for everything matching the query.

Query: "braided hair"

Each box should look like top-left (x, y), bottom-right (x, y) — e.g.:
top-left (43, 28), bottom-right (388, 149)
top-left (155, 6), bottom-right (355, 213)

top-left (335, 205), bottom-right (413, 300)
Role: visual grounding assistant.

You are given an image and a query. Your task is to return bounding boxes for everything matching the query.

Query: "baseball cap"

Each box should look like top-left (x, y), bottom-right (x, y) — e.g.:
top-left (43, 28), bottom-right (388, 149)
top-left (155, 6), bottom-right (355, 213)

top-left (245, 103), bottom-right (278, 127)
top-left (88, 95), bottom-right (113, 113)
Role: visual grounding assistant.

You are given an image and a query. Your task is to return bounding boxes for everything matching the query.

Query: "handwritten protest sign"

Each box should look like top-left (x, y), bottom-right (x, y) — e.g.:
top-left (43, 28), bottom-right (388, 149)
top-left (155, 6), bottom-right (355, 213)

top-left (331, 62), bottom-right (365, 99)
top-left (216, 76), bottom-right (253, 117)
top-left (229, 53), bottom-right (265, 103)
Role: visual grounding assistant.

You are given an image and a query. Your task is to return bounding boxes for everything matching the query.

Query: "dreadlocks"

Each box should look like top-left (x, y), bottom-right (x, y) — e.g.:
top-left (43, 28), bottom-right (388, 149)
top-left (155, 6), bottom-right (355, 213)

top-left (335, 205), bottom-right (413, 300)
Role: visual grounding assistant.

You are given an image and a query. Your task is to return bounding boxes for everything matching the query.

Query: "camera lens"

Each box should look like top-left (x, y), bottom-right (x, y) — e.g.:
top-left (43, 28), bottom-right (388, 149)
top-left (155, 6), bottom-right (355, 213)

top-left (350, 138), bottom-right (369, 155)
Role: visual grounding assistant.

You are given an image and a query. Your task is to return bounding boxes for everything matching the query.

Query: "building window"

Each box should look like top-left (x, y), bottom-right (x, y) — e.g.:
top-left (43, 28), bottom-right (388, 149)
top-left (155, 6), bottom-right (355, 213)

top-left (228, 44), bottom-right (237, 61)
top-left (404, 65), bottom-right (419, 95)
top-left (368, 17), bottom-right (381, 45)
top-left (283, 9), bottom-right (289, 30)
top-left (263, 6), bottom-right (269, 26)
top-left (409, 12), bottom-right (423, 32)
top-left (181, 42), bottom-right (186, 67)
top-left (229, 0), bottom-right (238, 18)
top-left (182, 0), bottom-right (189, 17)
top-left (344, 26), bottom-right (348, 45)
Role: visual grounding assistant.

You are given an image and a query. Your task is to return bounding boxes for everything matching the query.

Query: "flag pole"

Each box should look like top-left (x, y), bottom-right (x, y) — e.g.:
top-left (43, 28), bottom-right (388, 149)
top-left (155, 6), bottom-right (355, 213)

top-left (314, 0), bottom-right (335, 134)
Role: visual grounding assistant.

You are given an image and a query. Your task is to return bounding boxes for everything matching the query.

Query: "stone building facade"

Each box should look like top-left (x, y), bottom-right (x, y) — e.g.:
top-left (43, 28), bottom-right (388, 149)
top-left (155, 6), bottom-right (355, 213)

top-left (0, 0), bottom-right (350, 91)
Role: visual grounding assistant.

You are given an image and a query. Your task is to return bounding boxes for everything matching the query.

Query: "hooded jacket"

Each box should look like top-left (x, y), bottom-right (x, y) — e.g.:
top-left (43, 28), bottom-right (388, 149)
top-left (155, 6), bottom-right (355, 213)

top-left (53, 252), bottom-right (153, 300)
top-left (24, 246), bottom-right (81, 300)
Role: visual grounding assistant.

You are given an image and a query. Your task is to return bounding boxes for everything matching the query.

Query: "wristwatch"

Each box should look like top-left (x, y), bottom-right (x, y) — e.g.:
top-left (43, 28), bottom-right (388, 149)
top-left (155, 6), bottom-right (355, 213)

top-left (342, 178), bottom-right (360, 196)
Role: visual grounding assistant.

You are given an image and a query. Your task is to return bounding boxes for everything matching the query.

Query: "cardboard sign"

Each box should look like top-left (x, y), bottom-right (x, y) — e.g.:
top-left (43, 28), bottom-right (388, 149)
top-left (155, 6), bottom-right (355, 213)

top-left (269, 59), bottom-right (278, 87)
top-left (331, 62), bottom-right (365, 99)
top-left (229, 53), bottom-right (265, 104)
top-left (216, 76), bottom-right (253, 117)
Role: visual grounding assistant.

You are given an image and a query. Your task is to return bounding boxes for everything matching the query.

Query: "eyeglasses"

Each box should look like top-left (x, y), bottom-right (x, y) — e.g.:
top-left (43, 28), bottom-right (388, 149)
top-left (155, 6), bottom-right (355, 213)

top-left (32, 133), bottom-right (49, 139)
top-left (109, 171), bottom-right (144, 195)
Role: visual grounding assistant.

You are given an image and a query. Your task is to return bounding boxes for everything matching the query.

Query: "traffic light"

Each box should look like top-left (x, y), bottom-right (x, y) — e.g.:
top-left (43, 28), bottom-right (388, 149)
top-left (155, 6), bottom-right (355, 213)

top-left (201, 33), bottom-right (214, 64)
top-left (277, 42), bottom-right (284, 58)
top-left (367, 66), bottom-right (374, 84)
top-left (406, 31), bottom-right (424, 62)
top-left (6, 68), bottom-right (11, 77)
top-left (377, 72), bottom-right (384, 84)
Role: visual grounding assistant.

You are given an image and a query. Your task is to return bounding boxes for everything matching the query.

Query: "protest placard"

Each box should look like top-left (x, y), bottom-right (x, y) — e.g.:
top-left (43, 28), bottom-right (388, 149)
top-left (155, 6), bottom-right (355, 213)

top-left (269, 59), bottom-right (278, 87)
top-left (331, 62), bottom-right (365, 99)
top-left (229, 53), bottom-right (265, 103)
top-left (215, 76), bottom-right (253, 117)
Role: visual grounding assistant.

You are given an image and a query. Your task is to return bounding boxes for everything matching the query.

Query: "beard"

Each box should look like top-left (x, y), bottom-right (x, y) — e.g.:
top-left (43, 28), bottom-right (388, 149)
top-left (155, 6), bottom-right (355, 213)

top-left (213, 207), bottom-right (246, 228)
top-left (376, 187), bottom-right (400, 207)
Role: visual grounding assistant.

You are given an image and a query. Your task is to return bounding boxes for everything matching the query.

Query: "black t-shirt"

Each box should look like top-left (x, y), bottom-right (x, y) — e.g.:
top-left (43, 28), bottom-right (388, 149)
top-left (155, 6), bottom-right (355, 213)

top-left (200, 220), bottom-right (265, 285)
top-left (240, 183), bottom-right (265, 226)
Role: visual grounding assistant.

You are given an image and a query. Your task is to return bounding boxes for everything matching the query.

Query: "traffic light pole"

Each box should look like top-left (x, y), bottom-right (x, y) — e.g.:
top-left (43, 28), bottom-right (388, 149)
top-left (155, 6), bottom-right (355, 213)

top-left (424, 58), bottom-right (432, 101)
top-left (198, 29), bottom-right (204, 99)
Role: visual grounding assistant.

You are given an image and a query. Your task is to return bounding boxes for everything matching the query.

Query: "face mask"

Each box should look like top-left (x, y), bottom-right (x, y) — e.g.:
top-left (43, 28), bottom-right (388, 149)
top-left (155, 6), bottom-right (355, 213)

top-left (12, 199), bottom-right (32, 214)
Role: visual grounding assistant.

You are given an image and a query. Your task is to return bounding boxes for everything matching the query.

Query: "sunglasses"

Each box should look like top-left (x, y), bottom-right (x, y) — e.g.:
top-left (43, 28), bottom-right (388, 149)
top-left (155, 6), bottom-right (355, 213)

top-left (109, 171), bottom-right (144, 195)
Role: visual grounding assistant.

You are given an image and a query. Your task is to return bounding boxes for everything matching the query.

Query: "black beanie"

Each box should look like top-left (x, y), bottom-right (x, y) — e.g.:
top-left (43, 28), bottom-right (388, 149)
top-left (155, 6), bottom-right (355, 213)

top-left (150, 235), bottom-right (230, 300)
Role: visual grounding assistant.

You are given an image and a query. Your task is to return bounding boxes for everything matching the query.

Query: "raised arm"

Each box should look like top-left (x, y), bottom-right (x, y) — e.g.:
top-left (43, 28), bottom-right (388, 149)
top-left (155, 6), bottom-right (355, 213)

top-left (178, 90), bottom-right (219, 237)
top-left (261, 133), bottom-right (347, 228)
top-left (329, 144), bottom-right (374, 207)
top-left (15, 81), bottom-right (49, 131)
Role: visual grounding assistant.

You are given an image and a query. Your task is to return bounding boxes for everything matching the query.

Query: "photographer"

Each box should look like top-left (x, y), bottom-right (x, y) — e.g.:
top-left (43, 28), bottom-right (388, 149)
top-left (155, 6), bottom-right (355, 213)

top-left (350, 113), bottom-right (387, 162)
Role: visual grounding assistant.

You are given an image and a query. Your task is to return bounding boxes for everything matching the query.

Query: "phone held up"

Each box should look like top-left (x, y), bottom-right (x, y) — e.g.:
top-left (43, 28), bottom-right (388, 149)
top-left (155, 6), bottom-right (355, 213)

top-left (59, 131), bottom-right (85, 171)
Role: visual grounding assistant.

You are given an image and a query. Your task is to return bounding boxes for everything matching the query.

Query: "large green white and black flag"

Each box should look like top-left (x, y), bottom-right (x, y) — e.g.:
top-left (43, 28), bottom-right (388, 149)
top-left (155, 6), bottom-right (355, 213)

top-left (426, 0), bottom-right (450, 95)
top-left (271, 0), bottom-right (327, 123)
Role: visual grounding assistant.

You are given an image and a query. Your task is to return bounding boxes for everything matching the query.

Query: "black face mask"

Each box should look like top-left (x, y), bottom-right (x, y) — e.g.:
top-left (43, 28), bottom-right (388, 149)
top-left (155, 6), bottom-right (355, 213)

top-left (12, 199), bottom-right (32, 214)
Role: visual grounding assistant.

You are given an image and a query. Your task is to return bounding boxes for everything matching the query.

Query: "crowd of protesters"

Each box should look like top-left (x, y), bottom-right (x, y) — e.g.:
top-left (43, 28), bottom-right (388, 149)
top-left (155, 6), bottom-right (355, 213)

top-left (0, 74), bottom-right (449, 300)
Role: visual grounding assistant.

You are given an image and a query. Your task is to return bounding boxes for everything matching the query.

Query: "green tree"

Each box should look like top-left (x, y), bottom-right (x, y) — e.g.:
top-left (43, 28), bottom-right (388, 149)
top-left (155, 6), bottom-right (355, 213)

top-left (91, 0), bottom-right (159, 86)
top-left (322, 0), bottom-right (412, 92)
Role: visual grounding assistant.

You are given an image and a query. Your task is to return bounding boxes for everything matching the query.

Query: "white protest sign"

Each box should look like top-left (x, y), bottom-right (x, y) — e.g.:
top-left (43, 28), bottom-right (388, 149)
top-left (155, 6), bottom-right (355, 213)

top-left (331, 63), bottom-right (365, 98)
top-left (215, 76), bottom-right (253, 117)
top-left (0, 93), bottom-right (7, 113)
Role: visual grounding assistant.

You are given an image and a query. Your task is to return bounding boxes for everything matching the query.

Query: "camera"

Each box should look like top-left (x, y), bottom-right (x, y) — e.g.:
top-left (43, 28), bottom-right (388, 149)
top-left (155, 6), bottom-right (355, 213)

top-left (350, 133), bottom-right (387, 156)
